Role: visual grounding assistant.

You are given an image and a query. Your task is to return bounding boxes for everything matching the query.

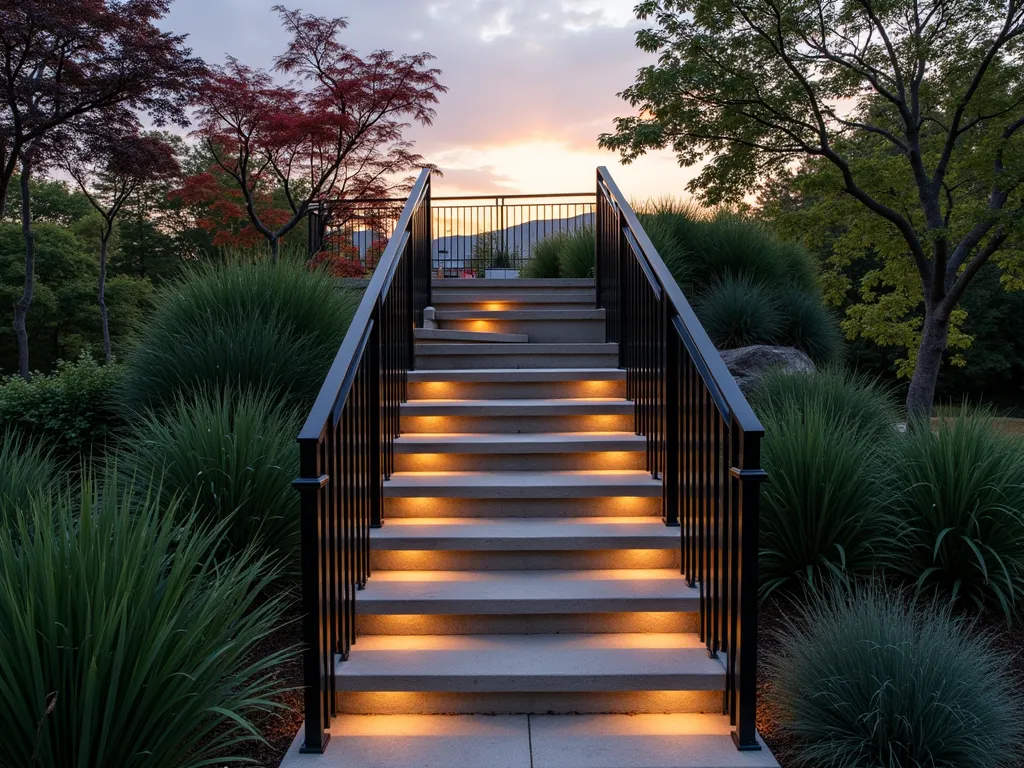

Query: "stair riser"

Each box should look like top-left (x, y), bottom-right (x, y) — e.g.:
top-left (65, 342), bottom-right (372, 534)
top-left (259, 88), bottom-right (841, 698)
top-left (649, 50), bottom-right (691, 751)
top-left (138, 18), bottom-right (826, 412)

top-left (401, 414), bottom-right (634, 433)
top-left (356, 611), bottom-right (696, 635)
top-left (371, 549), bottom-right (680, 571)
top-left (442, 318), bottom-right (605, 343)
top-left (335, 690), bottom-right (723, 715)
top-left (408, 380), bottom-right (626, 400)
top-left (394, 451), bottom-right (647, 472)
top-left (414, 353), bottom-right (619, 370)
top-left (385, 497), bottom-right (662, 518)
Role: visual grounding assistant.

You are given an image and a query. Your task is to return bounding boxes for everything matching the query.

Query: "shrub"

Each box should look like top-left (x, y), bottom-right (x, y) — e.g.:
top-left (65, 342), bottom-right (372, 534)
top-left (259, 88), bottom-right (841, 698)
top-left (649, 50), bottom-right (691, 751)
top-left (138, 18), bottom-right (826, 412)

top-left (889, 410), bottom-right (1024, 617)
top-left (777, 287), bottom-right (844, 364)
top-left (0, 432), bottom-right (57, 529)
top-left (637, 212), bottom-right (688, 282)
top-left (120, 257), bottom-right (358, 412)
top-left (759, 401), bottom-right (895, 596)
top-left (0, 355), bottom-right (123, 457)
top-left (523, 232), bottom-right (566, 278)
top-left (558, 227), bottom-right (596, 278)
top-left (0, 472), bottom-right (294, 768)
top-left (691, 214), bottom-right (818, 292)
top-left (694, 274), bottom-right (783, 349)
top-left (768, 582), bottom-right (1024, 768)
top-left (751, 366), bottom-right (898, 441)
top-left (120, 387), bottom-right (300, 566)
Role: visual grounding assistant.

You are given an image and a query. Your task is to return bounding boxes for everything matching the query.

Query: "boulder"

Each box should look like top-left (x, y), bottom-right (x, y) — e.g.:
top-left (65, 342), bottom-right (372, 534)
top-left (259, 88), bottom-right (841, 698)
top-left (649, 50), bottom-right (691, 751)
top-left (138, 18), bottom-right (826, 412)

top-left (718, 345), bottom-right (816, 394)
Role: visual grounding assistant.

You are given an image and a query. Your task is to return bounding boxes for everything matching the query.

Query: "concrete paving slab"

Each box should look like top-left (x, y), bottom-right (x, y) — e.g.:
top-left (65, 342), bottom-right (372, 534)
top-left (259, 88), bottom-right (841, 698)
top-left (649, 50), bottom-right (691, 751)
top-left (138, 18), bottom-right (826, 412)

top-left (529, 714), bottom-right (780, 768)
top-left (279, 715), bottom-right (531, 768)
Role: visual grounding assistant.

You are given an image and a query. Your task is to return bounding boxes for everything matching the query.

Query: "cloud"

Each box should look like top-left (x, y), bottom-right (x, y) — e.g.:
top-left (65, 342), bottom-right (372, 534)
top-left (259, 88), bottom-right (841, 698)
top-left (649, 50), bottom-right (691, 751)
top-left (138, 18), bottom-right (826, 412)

top-left (161, 0), bottom-right (695, 198)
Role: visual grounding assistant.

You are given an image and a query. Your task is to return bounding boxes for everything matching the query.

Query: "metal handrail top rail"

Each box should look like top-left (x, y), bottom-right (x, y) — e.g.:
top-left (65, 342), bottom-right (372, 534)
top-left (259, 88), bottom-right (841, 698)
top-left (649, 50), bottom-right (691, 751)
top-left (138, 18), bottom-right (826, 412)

top-left (299, 168), bottom-right (431, 442)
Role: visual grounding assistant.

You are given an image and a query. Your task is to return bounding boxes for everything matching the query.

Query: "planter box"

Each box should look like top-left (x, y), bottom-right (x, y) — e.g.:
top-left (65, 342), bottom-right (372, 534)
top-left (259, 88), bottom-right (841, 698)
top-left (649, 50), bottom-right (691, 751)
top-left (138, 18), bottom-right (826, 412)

top-left (484, 269), bottom-right (520, 279)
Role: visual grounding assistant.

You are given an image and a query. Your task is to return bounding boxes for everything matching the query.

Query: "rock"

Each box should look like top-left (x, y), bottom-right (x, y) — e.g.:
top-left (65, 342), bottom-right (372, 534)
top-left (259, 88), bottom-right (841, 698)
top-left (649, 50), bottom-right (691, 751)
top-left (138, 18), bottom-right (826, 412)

top-left (718, 345), bottom-right (816, 394)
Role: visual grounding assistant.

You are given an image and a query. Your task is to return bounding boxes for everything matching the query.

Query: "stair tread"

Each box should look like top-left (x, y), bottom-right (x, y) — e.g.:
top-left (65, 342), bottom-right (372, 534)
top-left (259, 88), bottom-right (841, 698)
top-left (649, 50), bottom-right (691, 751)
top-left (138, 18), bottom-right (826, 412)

top-left (336, 633), bottom-right (722, 691)
top-left (415, 328), bottom-right (529, 343)
top-left (407, 368), bottom-right (626, 382)
top-left (373, 517), bottom-right (678, 550)
top-left (402, 398), bottom-right (633, 416)
top-left (358, 568), bottom-right (696, 614)
top-left (383, 470), bottom-right (662, 499)
top-left (416, 342), bottom-right (617, 355)
top-left (435, 309), bottom-right (605, 320)
top-left (432, 278), bottom-right (596, 288)
top-left (394, 432), bottom-right (645, 453)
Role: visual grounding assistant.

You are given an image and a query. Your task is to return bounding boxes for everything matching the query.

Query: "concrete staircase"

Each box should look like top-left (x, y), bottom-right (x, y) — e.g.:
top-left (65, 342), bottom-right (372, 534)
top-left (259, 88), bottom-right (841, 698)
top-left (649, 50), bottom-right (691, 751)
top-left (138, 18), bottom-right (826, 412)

top-left (282, 279), bottom-right (776, 768)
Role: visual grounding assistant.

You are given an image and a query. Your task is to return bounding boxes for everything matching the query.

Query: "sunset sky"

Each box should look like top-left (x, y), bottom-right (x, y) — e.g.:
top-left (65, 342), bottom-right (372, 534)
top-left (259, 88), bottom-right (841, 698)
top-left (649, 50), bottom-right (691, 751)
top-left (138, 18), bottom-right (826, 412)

top-left (162, 0), bottom-right (699, 200)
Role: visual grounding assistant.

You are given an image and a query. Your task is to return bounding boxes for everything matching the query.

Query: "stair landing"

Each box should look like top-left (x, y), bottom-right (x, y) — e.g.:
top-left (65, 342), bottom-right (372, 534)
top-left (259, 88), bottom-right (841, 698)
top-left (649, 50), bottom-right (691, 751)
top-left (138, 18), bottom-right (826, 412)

top-left (281, 714), bottom-right (777, 768)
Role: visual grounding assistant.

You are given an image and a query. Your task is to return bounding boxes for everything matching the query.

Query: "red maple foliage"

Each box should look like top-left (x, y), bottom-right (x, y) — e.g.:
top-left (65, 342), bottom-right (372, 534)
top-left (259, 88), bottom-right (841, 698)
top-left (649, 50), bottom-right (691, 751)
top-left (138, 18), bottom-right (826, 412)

top-left (185, 5), bottom-right (446, 261)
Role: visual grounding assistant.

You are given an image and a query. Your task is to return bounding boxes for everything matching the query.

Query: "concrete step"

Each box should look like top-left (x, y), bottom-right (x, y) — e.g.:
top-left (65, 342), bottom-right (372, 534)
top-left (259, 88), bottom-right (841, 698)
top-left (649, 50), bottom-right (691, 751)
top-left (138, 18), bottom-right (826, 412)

top-left (436, 309), bottom-right (605, 343)
top-left (382, 470), bottom-right (662, 499)
top-left (432, 278), bottom-right (595, 291)
top-left (414, 328), bottom-right (528, 343)
top-left (335, 633), bottom-right (723, 693)
top-left (393, 432), bottom-right (646, 471)
top-left (280, 714), bottom-right (779, 768)
top-left (371, 548), bottom-right (680, 572)
top-left (385, 495), bottom-right (662, 519)
top-left (401, 398), bottom-right (634, 433)
top-left (415, 342), bottom-right (618, 370)
top-left (407, 368), bottom-right (625, 400)
top-left (372, 517), bottom-right (677, 551)
top-left (431, 293), bottom-right (596, 311)
top-left (356, 568), bottom-right (696, 615)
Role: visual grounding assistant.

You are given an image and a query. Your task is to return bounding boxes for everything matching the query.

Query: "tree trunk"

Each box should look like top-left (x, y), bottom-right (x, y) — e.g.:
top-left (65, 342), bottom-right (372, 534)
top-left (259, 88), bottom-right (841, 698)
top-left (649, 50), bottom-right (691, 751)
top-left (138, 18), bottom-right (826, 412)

top-left (905, 304), bottom-right (952, 419)
top-left (270, 236), bottom-right (280, 264)
top-left (14, 157), bottom-right (35, 381)
top-left (99, 234), bottom-right (111, 363)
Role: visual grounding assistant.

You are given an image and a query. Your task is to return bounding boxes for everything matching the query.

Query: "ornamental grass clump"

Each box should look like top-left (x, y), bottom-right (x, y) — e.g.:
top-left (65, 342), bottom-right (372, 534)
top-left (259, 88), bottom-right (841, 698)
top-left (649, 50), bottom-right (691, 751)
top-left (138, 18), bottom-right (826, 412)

top-left (776, 286), bottom-right (843, 364)
top-left (768, 582), bottom-right (1024, 768)
top-left (558, 227), bottom-right (596, 278)
top-left (694, 274), bottom-right (783, 349)
top-left (523, 232), bottom-right (567, 278)
top-left (889, 408), bottom-right (1024, 618)
top-left (120, 257), bottom-right (358, 412)
top-left (120, 387), bottom-right (300, 567)
top-left (758, 400), bottom-right (895, 596)
top-left (0, 472), bottom-right (294, 768)
top-left (751, 366), bottom-right (898, 441)
top-left (0, 432), bottom-right (57, 530)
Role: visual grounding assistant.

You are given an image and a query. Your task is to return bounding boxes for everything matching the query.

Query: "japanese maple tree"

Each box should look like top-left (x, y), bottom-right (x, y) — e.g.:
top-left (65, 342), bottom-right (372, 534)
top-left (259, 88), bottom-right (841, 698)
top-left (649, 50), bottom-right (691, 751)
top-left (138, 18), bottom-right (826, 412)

top-left (189, 5), bottom-right (446, 262)
top-left (63, 131), bottom-right (180, 361)
top-left (1, 0), bottom-right (205, 378)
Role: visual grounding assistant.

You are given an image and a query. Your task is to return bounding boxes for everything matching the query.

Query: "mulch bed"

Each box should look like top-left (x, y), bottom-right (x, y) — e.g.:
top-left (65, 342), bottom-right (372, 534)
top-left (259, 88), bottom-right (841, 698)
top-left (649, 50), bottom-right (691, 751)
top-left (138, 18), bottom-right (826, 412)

top-left (230, 599), bottom-right (305, 767)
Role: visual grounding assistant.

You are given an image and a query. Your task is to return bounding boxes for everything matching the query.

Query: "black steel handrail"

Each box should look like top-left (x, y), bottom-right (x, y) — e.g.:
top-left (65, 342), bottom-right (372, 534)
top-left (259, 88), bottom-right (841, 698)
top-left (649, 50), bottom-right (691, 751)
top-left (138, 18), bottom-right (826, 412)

top-left (596, 167), bottom-right (766, 751)
top-left (294, 168), bottom-right (432, 753)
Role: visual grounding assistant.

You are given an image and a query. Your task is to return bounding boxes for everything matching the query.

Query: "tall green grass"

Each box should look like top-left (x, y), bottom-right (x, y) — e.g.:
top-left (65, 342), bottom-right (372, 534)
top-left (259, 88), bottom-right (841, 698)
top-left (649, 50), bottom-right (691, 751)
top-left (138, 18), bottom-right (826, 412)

top-left (558, 227), bottom-right (595, 278)
top-left (751, 366), bottom-right (898, 440)
top-left (889, 409), bottom-right (1024, 617)
top-left (0, 432), bottom-right (57, 529)
top-left (694, 275), bottom-right (783, 349)
top-left (120, 258), bottom-right (359, 413)
top-left (759, 401), bottom-right (896, 596)
top-left (768, 582), bottom-right (1024, 768)
top-left (120, 387), bottom-right (300, 568)
top-left (0, 472), bottom-right (294, 767)
top-left (522, 232), bottom-right (567, 278)
top-left (777, 287), bottom-right (843, 364)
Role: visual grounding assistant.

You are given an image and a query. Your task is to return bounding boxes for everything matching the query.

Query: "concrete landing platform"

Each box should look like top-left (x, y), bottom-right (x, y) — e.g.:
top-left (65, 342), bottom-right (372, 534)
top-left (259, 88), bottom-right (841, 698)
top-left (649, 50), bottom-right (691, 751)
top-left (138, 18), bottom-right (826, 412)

top-left (279, 714), bottom-right (779, 768)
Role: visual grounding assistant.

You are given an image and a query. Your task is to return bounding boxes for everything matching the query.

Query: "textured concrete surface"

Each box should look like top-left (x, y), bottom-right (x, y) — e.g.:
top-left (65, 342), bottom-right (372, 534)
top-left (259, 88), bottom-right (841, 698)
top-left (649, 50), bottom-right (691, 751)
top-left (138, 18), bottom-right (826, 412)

top-left (278, 714), bottom-right (780, 768)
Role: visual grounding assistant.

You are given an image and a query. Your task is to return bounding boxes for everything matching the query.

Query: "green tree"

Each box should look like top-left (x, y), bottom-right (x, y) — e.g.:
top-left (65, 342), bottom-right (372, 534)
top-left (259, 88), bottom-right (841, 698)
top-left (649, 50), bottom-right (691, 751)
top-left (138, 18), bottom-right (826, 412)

top-left (601, 0), bottom-right (1024, 416)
